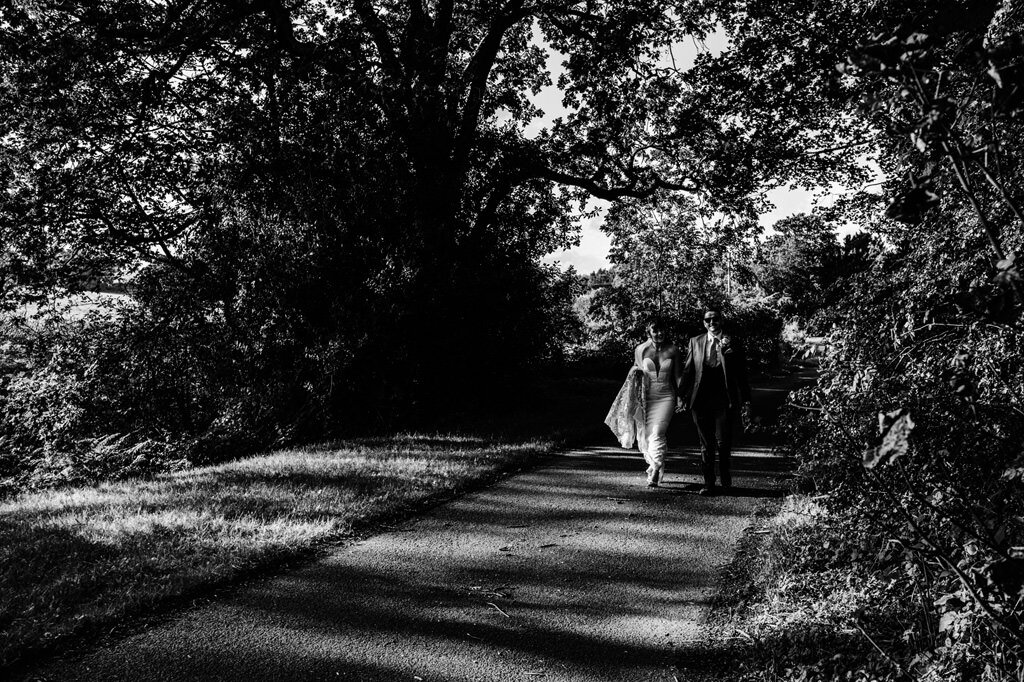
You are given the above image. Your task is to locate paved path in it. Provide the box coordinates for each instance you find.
[27,381,802,682]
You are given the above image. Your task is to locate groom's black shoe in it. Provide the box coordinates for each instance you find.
[698,485,715,496]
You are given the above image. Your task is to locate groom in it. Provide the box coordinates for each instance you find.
[679,309,751,495]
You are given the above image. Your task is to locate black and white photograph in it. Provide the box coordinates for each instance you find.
[1,0,1022,680]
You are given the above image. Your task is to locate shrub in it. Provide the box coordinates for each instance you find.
[0,292,338,490]
[775,258,1024,679]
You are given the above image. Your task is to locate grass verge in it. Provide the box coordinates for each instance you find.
[677,494,911,682]
[1,375,617,674]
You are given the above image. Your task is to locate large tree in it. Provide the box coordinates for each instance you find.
[0,1,687,285]
[0,0,878,290]
[751,214,876,321]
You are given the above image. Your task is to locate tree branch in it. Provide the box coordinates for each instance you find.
[804,135,882,156]
[536,0,602,23]
[435,0,455,53]
[474,172,524,232]
[402,0,428,67]
[260,0,361,77]
[454,0,531,169]
[942,141,1023,304]
[527,162,699,201]
[542,12,601,48]
[352,0,404,79]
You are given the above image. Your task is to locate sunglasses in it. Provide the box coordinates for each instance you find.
[703,316,721,323]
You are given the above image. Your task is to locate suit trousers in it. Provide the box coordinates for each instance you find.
[691,405,735,487]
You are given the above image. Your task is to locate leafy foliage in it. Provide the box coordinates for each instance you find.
[2,2,1023,677]
[753,214,877,322]
[653,0,1024,678]
[0,0,610,485]
[571,192,786,371]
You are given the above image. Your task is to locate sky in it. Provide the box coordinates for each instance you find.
[530,28,877,274]
[542,185,827,274]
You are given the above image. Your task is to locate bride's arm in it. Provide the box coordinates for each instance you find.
[678,339,696,406]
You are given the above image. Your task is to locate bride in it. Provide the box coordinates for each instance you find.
[634,318,682,487]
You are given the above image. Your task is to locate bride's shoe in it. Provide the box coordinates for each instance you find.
[646,466,661,487]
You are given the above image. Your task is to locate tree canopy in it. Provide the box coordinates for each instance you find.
[3,0,1024,677]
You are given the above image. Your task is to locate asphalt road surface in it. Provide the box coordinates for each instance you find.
[26,377,805,682]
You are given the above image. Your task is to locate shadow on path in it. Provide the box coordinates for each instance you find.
[25,372,808,682]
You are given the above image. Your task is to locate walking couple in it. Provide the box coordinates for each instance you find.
[605,310,751,495]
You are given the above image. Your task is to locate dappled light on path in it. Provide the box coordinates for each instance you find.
[28,435,791,682]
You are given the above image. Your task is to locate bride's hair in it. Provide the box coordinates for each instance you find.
[644,315,672,335]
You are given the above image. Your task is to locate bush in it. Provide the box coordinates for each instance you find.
[0,291,342,490]
[774,258,1024,679]
[727,297,784,374]
[568,283,784,378]
[0,251,587,492]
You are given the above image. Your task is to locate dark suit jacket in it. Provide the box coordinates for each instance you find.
[680,332,752,411]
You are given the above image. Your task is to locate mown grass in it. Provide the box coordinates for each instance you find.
[0,375,617,673]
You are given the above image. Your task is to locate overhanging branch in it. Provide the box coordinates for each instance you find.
[454,0,531,168]
[351,0,404,79]
[529,163,700,200]
[261,0,361,77]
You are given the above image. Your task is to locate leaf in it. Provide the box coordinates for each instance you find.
[938,611,958,632]
[863,408,915,469]
[988,62,1004,88]
[934,594,965,610]
[1000,452,1024,482]
[994,252,1020,284]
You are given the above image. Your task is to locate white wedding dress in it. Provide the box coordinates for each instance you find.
[639,355,674,482]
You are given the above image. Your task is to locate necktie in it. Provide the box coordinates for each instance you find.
[707,337,720,368]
